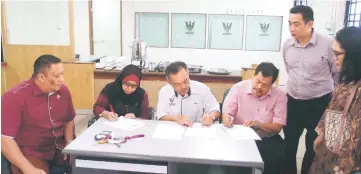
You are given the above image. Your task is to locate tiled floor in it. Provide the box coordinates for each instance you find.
[74,111,306,173]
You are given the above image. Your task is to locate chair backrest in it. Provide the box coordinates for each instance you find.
[1,153,12,174]
[219,88,231,123]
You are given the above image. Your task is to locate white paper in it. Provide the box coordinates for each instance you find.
[183,123,218,138]
[152,124,185,140]
[223,125,261,140]
[103,117,145,131]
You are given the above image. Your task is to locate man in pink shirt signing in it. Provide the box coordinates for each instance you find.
[223,62,287,174]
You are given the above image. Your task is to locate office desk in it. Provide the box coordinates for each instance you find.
[63,118,263,174]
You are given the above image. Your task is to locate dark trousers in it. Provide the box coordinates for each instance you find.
[256,134,285,174]
[283,93,331,174]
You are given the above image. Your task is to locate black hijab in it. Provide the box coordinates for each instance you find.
[106,64,145,107]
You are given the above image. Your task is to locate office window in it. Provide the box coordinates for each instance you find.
[294,0,307,6]
[345,0,361,27]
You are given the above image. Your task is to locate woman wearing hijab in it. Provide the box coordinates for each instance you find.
[93,64,150,120]
[310,27,361,174]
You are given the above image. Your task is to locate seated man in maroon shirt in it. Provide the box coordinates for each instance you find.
[1,55,75,174]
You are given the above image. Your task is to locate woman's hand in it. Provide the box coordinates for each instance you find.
[313,134,324,151]
[101,110,118,121]
[124,113,136,119]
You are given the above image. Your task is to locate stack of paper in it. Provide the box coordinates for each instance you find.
[103,117,146,131]
[223,125,261,140]
[183,123,218,138]
[152,124,185,140]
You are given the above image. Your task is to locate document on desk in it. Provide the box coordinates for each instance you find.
[103,117,145,131]
[223,125,261,140]
[183,123,218,138]
[152,124,185,140]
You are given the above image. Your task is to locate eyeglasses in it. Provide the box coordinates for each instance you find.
[122,82,138,89]
[333,51,344,59]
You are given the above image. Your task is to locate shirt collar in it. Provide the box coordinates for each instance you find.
[293,28,317,47]
[29,78,44,96]
[29,78,62,96]
[174,88,191,98]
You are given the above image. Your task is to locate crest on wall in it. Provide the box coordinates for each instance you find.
[260,22,270,36]
[222,22,232,35]
[185,21,195,34]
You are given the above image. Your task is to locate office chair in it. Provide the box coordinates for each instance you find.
[2,153,67,174]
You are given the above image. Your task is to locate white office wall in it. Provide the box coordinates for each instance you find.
[72,0,347,85]
[5,0,70,46]
[73,1,91,55]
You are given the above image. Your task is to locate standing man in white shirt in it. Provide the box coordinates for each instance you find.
[157,61,220,126]
[282,5,339,174]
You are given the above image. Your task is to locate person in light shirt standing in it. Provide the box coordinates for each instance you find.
[282,5,339,174]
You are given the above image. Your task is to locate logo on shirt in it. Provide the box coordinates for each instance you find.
[260,22,270,36]
[169,97,176,106]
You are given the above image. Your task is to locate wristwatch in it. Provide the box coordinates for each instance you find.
[254,122,262,130]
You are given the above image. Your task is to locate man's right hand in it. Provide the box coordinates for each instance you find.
[23,167,46,174]
[176,115,193,126]
[223,114,234,128]
[101,110,118,121]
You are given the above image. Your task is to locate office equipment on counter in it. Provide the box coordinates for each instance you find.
[156,61,171,72]
[146,62,157,72]
[78,55,106,62]
[95,63,105,69]
[188,64,203,73]
[130,38,147,70]
[206,68,231,75]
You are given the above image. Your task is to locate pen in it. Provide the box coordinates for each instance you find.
[227,113,234,127]
[109,104,115,113]
[109,105,118,119]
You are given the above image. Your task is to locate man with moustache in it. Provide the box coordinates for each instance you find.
[1,55,75,174]
[282,5,339,174]
[222,62,287,174]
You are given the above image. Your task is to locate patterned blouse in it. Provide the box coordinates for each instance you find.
[310,81,361,174]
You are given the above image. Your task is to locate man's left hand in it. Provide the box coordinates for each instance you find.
[243,120,261,130]
[124,113,136,119]
[201,113,214,126]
